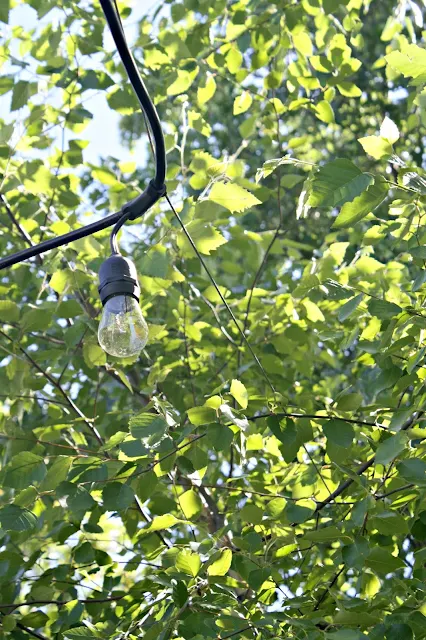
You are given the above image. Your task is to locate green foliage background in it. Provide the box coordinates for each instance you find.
[1,0,426,638]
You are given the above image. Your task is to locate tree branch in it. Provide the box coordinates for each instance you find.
[315,411,423,513]
[0,596,124,610]
[313,565,345,611]
[0,329,170,548]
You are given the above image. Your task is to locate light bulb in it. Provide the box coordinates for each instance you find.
[97,254,147,358]
[98,294,148,358]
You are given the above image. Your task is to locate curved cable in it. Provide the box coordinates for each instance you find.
[110,210,130,254]
[0,1,167,270]
[99,0,166,191]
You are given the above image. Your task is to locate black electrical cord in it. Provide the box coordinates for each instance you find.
[99,0,166,191]
[0,0,166,270]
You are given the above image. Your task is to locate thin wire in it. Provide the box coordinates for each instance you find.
[165,194,276,397]
[139,97,276,396]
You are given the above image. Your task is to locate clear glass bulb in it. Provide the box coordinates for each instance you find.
[98,295,148,358]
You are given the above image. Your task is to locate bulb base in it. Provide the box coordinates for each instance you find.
[98,254,140,306]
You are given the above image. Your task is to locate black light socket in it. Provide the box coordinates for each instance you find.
[98,254,140,306]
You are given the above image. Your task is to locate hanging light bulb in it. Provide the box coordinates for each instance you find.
[98,254,148,358]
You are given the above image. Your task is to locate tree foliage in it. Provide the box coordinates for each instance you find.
[1,0,426,638]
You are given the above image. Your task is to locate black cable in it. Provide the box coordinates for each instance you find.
[99,0,166,190]
[103,0,167,254]
[0,1,167,269]
[0,209,123,270]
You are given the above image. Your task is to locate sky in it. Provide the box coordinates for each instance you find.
[3,0,160,165]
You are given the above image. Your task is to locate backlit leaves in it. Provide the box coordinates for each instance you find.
[333,178,389,228]
[309,159,374,208]
[207,181,261,213]
[0,1,425,638]
[230,378,248,409]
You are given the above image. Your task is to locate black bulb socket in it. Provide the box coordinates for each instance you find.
[98,254,140,306]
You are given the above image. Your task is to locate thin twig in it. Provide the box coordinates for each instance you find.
[0,193,43,265]
[0,596,124,610]
[314,411,423,513]
[246,411,390,431]
[376,483,415,499]
[313,566,345,611]
[0,329,170,548]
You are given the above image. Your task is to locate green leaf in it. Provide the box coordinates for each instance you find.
[207,182,261,213]
[64,627,102,639]
[20,611,49,628]
[233,91,252,115]
[309,159,373,208]
[63,484,96,514]
[102,482,135,511]
[0,505,38,531]
[342,537,371,569]
[172,580,188,607]
[92,168,120,186]
[385,625,413,640]
[167,68,198,96]
[21,307,52,332]
[337,82,362,97]
[248,567,271,590]
[207,548,232,576]
[375,432,409,466]
[338,294,364,322]
[409,246,426,259]
[197,75,216,106]
[365,547,405,574]
[241,503,263,524]
[0,300,19,322]
[370,510,409,534]
[0,0,9,23]
[323,419,354,447]
[292,274,320,299]
[147,514,181,532]
[40,456,72,491]
[2,452,46,489]
[175,550,201,577]
[304,526,352,543]
[11,81,38,111]
[286,499,316,523]
[368,299,402,319]
[333,610,381,627]
[177,222,227,256]
[187,405,217,425]
[230,379,248,409]
[139,247,170,278]
[129,412,168,440]
[385,45,426,79]
[397,458,426,484]
[49,270,70,294]
[335,393,363,411]
[226,47,243,74]
[380,116,399,144]
[315,100,335,124]
[1,616,16,632]
[358,135,393,159]
[83,341,107,368]
[135,470,158,501]
[179,489,203,519]
[333,177,389,228]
